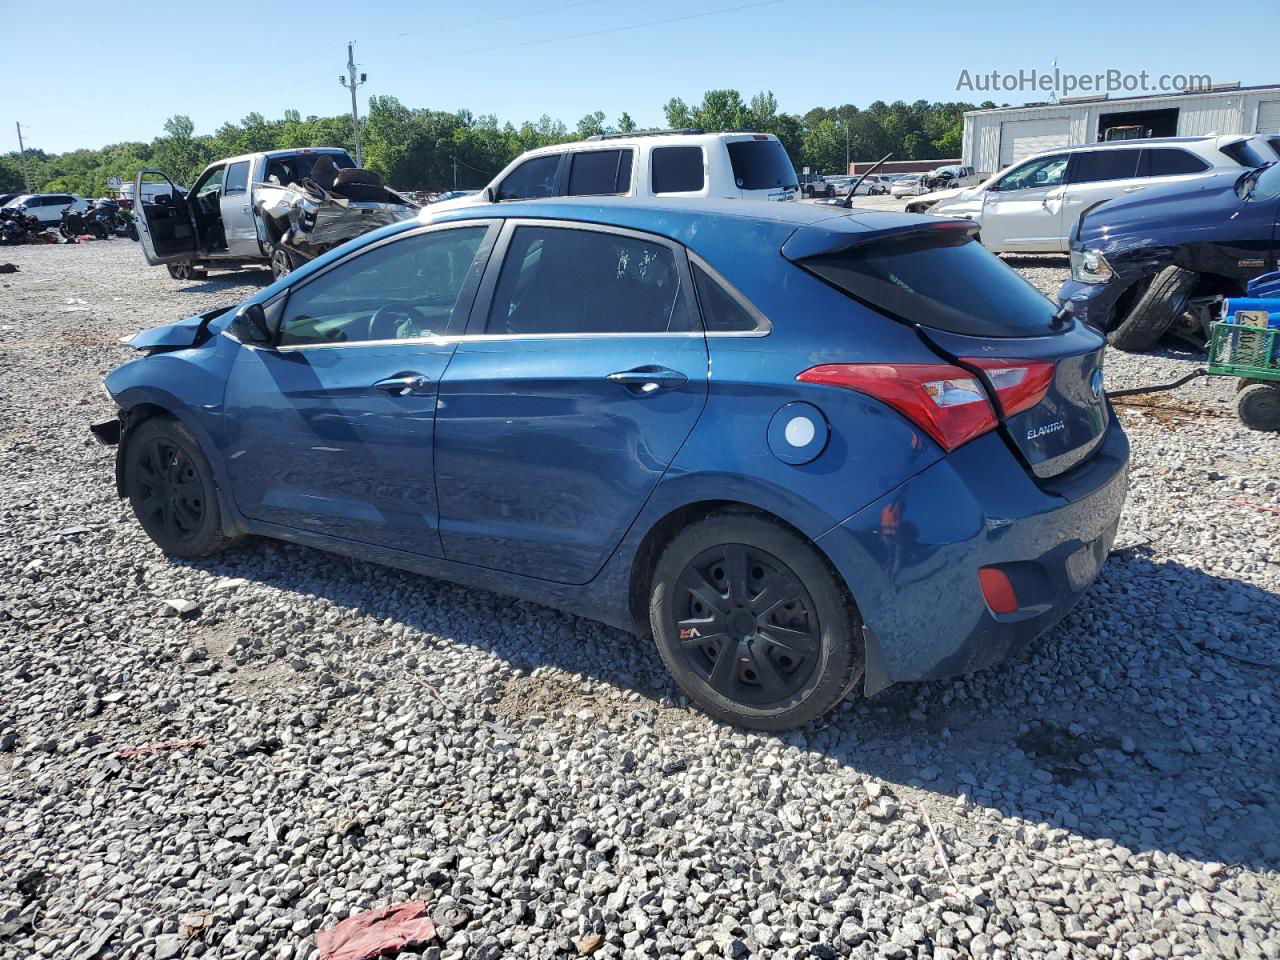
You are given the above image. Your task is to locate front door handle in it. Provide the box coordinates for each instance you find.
[607,366,688,393]
[372,373,431,396]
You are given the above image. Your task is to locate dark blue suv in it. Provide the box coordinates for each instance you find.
[92,199,1129,729]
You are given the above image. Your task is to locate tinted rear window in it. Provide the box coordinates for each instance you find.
[726,139,797,190]
[567,149,633,196]
[1220,140,1273,168]
[1069,149,1140,184]
[651,146,704,193]
[1138,148,1210,176]
[799,230,1058,338]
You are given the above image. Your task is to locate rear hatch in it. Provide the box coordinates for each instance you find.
[784,217,1109,478]
[724,135,799,201]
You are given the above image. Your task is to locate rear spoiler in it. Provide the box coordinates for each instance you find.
[782,217,979,263]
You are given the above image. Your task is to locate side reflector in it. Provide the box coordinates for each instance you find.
[979,567,1019,615]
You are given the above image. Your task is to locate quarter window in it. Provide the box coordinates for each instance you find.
[567,149,634,196]
[496,156,560,201]
[651,146,705,193]
[1068,150,1140,184]
[993,154,1068,191]
[279,227,487,346]
[486,226,693,336]
[1138,148,1210,177]
[224,161,251,195]
[692,263,765,333]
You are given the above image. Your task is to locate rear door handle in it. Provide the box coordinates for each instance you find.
[372,373,431,396]
[606,366,688,393]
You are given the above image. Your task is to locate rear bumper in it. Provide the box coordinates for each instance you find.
[816,419,1129,693]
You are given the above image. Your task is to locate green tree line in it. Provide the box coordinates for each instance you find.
[0,91,997,197]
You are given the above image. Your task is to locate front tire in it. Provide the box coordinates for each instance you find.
[124,417,238,558]
[270,246,296,280]
[166,261,198,281]
[649,512,863,730]
[1236,383,1280,431]
[1108,266,1197,352]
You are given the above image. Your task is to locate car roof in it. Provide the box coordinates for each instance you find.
[212,147,353,166]
[425,196,923,243]
[515,131,780,160]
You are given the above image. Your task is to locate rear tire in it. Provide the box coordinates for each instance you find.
[1107,266,1197,352]
[1236,383,1280,431]
[166,261,197,281]
[649,512,863,730]
[124,417,239,558]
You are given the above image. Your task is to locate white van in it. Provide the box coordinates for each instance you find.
[430,130,799,214]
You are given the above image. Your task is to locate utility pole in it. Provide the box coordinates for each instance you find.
[845,121,850,175]
[452,156,458,190]
[338,42,366,167]
[15,122,34,191]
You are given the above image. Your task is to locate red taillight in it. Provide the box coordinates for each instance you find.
[797,358,1056,452]
[978,567,1019,614]
[797,363,997,451]
[963,358,1055,417]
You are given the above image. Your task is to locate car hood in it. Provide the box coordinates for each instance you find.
[125,306,234,351]
[913,185,973,205]
[420,193,490,219]
[1076,170,1256,248]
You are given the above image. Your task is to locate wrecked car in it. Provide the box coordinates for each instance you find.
[133,148,418,281]
[1059,161,1280,351]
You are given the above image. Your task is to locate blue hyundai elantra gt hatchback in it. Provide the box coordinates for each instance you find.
[93,198,1129,729]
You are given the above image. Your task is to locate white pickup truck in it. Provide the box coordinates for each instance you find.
[134,147,359,280]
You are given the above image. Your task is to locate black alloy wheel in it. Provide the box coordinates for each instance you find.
[125,418,237,557]
[673,543,820,707]
[649,512,862,729]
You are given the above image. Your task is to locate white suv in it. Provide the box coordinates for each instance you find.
[3,193,89,226]
[429,130,799,214]
[904,135,1278,253]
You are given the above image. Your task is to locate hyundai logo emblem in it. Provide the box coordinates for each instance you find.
[1091,369,1104,399]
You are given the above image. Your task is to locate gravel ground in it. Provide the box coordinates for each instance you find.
[1,241,1277,960]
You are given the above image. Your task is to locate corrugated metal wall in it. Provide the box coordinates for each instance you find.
[962,88,1280,174]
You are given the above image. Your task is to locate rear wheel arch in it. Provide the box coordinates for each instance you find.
[626,499,861,637]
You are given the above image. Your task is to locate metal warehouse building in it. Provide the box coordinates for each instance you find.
[962,83,1280,175]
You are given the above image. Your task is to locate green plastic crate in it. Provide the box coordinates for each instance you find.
[1206,321,1280,383]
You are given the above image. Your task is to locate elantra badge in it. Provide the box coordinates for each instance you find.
[1027,421,1066,440]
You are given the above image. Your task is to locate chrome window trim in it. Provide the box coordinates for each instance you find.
[686,251,772,337]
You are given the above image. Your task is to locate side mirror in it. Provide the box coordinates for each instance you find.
[232,302,276,346]
[482,185,497,203]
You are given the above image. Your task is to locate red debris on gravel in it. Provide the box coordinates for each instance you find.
[316,901,437,960]
[115,737,207,758]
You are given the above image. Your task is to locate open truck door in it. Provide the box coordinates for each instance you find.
[133,170,197,266]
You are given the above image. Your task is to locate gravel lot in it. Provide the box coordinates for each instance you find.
[1,240,1277,960]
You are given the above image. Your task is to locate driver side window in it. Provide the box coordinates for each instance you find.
[993,154,1068,192]
[279,227,487,346]
[195,166,225,198]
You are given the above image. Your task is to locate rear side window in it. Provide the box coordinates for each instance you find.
[798,230,1058,338]
[692,263,766,333]
[1138,148,1210,176]
[487,226,693,335]
[497,155,560,201]
[567,149,634,196]
[726,139,797,190]
[1068,149,1140,184]
[651,147,704,193]
[224,161,250,195]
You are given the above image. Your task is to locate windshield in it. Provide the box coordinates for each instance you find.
[1237,162,1280,201]
[726,140,797,190]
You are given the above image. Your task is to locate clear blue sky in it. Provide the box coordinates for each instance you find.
[10,0,1280,154]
